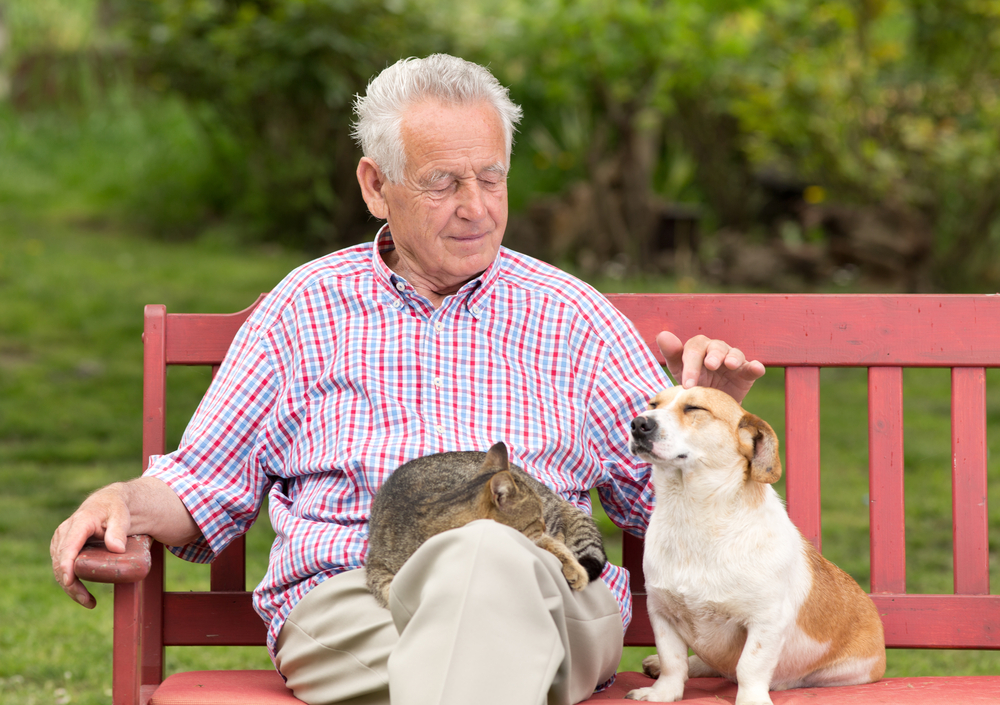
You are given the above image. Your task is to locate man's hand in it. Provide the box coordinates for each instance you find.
[657,331,765,405]
[50,484,132,608]
[50,477,200,608]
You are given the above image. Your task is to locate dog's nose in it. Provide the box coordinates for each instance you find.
[631,415,658,439]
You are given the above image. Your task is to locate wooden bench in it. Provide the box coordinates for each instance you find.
[75,293,1000,705]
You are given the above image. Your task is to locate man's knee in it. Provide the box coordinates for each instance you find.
[394,519,553,596]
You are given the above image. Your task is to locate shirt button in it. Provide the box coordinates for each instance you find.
[433,377,443,389]
[434,321,445,332]
[436,425,445,435]
[395,282,406,292]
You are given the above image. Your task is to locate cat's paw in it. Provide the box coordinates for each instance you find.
[562,560,589,591]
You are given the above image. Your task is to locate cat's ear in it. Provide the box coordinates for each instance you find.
[484,443,516,508]
[490,471,519,509]
[482,442,509,473]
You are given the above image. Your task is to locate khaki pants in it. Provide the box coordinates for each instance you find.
[275,520,624,705]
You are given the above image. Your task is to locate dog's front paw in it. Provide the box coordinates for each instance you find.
[734,696,774,705]
[641,654,661,678]
[624,687,656,701]
[624,681,684,702]
[733,689,774,705]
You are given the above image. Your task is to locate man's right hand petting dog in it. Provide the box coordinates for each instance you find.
[625,386,885,705]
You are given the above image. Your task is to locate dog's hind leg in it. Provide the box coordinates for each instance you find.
[687,655,724,678]
[640,653,722,679]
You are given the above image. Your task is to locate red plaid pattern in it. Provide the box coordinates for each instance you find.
[146,225,669,656]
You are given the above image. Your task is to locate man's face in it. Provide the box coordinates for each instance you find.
[374,99,509,300]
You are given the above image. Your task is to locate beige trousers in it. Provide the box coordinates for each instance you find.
[275,520,624,705]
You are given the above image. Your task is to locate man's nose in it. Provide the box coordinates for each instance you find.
[631,415,658,439]
[456,181,489,221]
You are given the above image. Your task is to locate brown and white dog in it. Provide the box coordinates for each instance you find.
[625,386,885,705]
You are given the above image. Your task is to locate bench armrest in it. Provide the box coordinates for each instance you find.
[74,535,153,584]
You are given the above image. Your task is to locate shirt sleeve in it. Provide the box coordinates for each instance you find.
[144,316,282,563]
[585,309,672,536]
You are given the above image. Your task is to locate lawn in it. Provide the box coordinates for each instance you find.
[0,210,308,704]
[1,212,998,704]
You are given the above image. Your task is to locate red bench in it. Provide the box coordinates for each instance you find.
[75,293,1000,704]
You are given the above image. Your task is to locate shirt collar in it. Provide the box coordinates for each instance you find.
[370,224,502,320]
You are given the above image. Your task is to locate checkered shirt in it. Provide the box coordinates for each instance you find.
[145,224,670,657]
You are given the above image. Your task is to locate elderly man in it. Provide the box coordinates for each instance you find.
[51,55,764,705]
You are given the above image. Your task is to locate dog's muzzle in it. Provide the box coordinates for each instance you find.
[630,414,658,453]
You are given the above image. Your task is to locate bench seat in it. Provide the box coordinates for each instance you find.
[147,669,1000,704]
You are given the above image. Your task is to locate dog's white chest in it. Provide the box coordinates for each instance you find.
[642,477,809,633]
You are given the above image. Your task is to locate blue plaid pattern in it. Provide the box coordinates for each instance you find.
[146,224,670,656]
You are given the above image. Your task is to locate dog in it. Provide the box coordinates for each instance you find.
[625,386,885,705]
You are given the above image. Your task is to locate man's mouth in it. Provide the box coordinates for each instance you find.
[451,231,488,242]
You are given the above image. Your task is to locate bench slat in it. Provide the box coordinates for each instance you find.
[113,581,143,705]
[162,294,267,365]
[607,293,1000,366]
[784,366,822,551]
[951,367,991,595]
[631,592,1000,649]
[868,367,907,594]
[871,594,1000,649]
[210,536,247,593]
[162,592,266,646]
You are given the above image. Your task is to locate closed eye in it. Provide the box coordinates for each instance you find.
[683,405,706,414]
[430,181,456,195]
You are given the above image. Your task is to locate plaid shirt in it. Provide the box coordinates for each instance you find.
[146,225,669,656]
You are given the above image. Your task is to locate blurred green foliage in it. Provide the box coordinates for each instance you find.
[3,0,1000,287]
[111,0,448,248]
[467,0,1000,288]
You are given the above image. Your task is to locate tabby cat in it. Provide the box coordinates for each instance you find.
[365,442,607,608]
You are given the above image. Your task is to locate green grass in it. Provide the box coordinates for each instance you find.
[0,210,307,704]
[2,213,999,703]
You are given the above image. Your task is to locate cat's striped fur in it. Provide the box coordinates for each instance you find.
[365,442,607,608]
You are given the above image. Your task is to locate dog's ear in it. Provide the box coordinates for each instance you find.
[738,413,782,484]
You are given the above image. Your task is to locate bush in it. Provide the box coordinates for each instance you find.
[115,0,449,249]
[463,0,1000,290]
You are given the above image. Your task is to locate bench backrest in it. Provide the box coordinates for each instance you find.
[611,294,1000,648]
[126,293,1000,695]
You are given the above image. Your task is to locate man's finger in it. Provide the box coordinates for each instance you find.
[655,331,685,382]
[679,335,712,388]
[103,503,131,554]
[51,521,99,608]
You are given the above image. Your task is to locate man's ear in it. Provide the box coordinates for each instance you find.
[356,157,390,220]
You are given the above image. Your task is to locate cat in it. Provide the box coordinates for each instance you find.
[365,441,607,608]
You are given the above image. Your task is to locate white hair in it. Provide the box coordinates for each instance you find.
[352,54,523,183]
